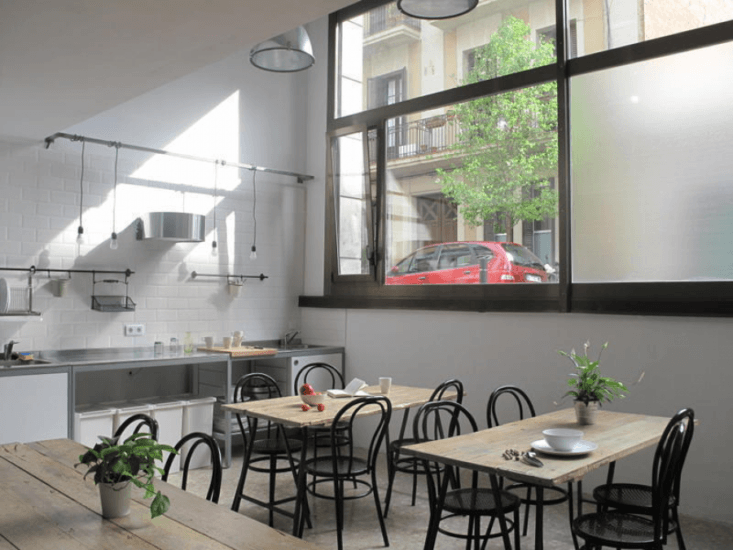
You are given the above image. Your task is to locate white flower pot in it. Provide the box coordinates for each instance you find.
[574,400,599,425]
[99,481,131,518]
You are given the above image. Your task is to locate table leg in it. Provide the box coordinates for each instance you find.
[294,426,310,537]
[231,416,257,512]
[534,485,544,550]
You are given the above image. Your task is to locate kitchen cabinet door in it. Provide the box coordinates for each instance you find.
[0,372,68,444]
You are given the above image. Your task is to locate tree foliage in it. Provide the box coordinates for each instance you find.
[436,16,558,241]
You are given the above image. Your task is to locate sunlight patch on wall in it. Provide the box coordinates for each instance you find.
[131,91,241,191]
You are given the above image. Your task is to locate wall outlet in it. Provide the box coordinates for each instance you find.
[124,323,146,337]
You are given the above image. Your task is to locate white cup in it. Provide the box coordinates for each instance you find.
[233,330,244,338]
[203,336,214,348]
[232,335,243,347]
[222,336,232,349]
[379,377,392,395]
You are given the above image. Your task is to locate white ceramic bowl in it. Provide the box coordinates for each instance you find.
[542,428,584,451]
[301,393,325,406]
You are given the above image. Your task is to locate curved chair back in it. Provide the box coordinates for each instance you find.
[487,384,536,428]
[293,362,344,395]
[233,373,283,443]
[114,413,159,441]
[430,378,464,405]
[331,396,392,476]
[651,408,695,540]
[162,432,222,503]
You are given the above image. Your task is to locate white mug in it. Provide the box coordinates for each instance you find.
[222,336,232,349]
[379,377,392,395]
[203,336,214,348]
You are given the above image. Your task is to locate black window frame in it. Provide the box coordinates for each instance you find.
[302,0,733,317]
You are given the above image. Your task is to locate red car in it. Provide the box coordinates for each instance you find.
[386,242,550,285]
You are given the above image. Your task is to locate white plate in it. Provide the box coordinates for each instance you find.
[531,439,598,456]
[0,278,9,314]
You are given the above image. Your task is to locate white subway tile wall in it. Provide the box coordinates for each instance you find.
[0,139,308,351]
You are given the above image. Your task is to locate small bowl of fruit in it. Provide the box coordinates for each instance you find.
[300,383,325,406]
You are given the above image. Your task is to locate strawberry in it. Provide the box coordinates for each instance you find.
[301,404,311,412]
[317,403,325,412]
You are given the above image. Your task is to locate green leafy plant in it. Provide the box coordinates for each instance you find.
[76,433,176,519]
[559,341,628,405]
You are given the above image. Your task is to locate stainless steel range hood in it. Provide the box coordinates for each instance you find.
[136,212,205,242]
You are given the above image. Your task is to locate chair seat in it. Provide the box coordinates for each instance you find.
[305,455,368,478]
[594,482,675,512]
[505,481,568,506]
[252,437,302,455]
[443,487,520,516]
[573,511,659,546]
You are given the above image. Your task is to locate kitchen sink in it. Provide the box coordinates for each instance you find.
[0,358,52,367]
[278,344,322,350]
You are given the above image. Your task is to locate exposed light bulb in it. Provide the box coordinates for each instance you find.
[211,240,218,257]
[250,245,257,260]
[109,232,118,250]
[76,226,85,245]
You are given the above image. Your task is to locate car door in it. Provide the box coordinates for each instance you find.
[385,245,439,285]
[426,243,476,284]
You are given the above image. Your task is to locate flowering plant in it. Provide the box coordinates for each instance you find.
[559,341,628,405]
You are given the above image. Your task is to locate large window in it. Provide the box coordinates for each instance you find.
[316,0,733,315]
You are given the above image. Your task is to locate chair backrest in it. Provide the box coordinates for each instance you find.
[430,378,464,405]
[486,384,536,428]
[162,432,222,503]
[233,373,283,442]
[293,362,344,395]
[114,413,159,441]
[651,408,695,540]
[412,400,479,504]
[330,396,391,476]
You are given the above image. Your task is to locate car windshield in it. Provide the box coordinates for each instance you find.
[501,243,545,269]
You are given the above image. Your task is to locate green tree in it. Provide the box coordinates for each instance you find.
[436,16,558,242]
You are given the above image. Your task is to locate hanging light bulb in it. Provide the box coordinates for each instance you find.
[76,139,86,245]
[250,169,258,261]
[110,143,120,250]
[110,142,120,250]
[211,161,219,258]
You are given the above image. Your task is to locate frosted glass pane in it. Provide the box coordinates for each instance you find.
[571,42,733,282]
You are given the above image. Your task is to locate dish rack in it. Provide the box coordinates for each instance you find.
[0,275,41,317]
[91,271,136,312]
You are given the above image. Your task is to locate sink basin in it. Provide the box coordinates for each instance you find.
[278,344,321,350]
[0,358,52,367]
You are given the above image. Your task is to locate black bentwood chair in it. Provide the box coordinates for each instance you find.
[114,413,159,441]
[415,400,521,550]
[230,373,304,527]
[384,378,464,517]
[571,408,695,550]
[293,362,350,491]
[301,396,392,550]
[162,432,223,503]
[487,384,569,537]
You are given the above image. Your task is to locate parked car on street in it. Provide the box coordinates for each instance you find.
[386,241,550,284]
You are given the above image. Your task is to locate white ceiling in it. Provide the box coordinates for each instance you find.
[0,0,355,141]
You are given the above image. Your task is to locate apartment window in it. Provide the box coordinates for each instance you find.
[317,0,733,315]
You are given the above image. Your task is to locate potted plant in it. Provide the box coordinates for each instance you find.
[559,341,628,425]
[76,432,176,519]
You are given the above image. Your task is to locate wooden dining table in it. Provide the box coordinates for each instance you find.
[0,438,320,550]
[223,383,460,537]
[400,408,676,550]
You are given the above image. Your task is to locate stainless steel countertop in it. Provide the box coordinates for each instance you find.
[1,342,344,371]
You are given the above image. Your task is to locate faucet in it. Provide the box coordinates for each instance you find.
[3,340,19,360]
[284,331,299,346]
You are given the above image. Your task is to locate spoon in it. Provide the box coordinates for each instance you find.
[522,451,544,468]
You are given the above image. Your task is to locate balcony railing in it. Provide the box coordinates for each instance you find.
[364,4,421,37]
[368,114,459,162]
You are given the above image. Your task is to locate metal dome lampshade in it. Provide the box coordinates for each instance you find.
[250,26,315,72]
[397,0,478,20]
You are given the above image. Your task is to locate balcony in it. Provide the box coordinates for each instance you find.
[363,4,421,48]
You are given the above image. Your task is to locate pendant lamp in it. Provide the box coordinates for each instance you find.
[397,0,478,20]
[250,26,315,72]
